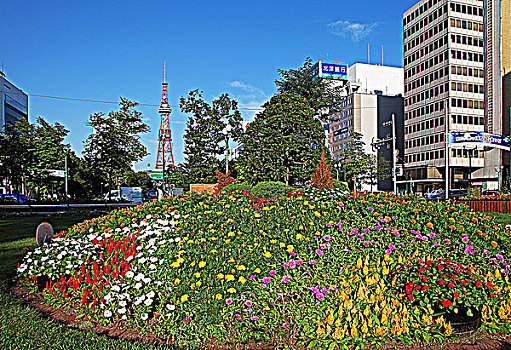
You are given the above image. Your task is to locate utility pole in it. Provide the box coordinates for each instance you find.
[64,154,68,198]
[392,113,397,193]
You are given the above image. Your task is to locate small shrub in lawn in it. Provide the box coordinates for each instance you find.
[15,189,511,348]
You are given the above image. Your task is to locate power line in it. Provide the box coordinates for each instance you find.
[0,90,265,111]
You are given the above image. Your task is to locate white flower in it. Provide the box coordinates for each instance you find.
[111,285,120,292]
[134,273,144,282]
[134,282,142,290]
[139,258,147,264]
[118,307,126,314]
[119,300,127,307]
[149,264,156,270]
[144,298,153,306]
[142,277,151,283]
[150,257,158,263]
[166,304,176,311]
[141,313,149,321]
[104,310,112,317]
[125,271,134,279]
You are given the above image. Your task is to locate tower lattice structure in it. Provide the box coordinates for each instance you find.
[155,68,175,170]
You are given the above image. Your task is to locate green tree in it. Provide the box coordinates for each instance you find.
[83,98,150,198]
[337,132,370,183]
[360,154,392,192]
[237,93,325,185]
[0,117,71,199]
[275,57,346,122]
[180,90,243,184]
[121,170,155,191]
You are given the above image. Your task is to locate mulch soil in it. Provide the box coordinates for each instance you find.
[12,287,511,350]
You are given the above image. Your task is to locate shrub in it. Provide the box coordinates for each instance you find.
[222,183,251,193]
[215,170,236,192]
[251,181,292,200]
[332,179,349,192]
[311,150,333,190]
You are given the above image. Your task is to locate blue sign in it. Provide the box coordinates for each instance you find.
[448,132,511,151]
[311,61,348,80]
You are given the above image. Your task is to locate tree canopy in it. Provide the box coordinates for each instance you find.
[275,57,346,122]
[237,93,326,185]
[180,90,242,185]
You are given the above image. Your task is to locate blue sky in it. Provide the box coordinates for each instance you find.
[0,0,417,170]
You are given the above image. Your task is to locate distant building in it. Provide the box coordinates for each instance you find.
[0,72,28,130]
[327,63,404,192]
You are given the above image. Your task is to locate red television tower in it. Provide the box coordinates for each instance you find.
[155,62,175,171]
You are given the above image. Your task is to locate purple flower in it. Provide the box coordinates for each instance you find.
[309,260,317,265]
[281,275,290,283]
[392,216,398,220]
[394,231,400,237]
[316,293,325,300]
[363,241,370,247]
[250,316,259,321]
[323,235,331,241]
[421,236,429,242]
[245,300,253,307]
[497,254,504,260]
[375,225,382,229]
[326,223,332,228]
[289,251,296,257]
[368,207,374,211]
[351,228,358,234]
[226,298,233,305]
[249,275,256,280]
[316,249,324,257]
[364,228,370,233]
[262,277,271,284]
[288,260,296,269]
[269,270,276,276]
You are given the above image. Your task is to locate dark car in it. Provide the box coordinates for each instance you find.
[427,189,467,201]
[482,190,500,196]
[143,190,158,202]
[0,194,32,204]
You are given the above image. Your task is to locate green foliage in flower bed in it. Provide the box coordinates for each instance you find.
[14,190,511,348]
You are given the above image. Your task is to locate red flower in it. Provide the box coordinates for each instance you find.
[439,279,446,286]
[454,292,459,299]
[445,259,451,264]
[406,284,413,294]
[437,265,444,270]
[414,285,421,291]
[448,282,454,288]
[423,285,429,290]
[442,300,453,307]
[407,294,414,301]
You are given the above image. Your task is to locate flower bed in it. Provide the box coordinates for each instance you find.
[15,189,511,348]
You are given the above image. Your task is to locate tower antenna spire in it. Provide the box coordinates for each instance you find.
[155,62,175,176]
[163,61,166,83]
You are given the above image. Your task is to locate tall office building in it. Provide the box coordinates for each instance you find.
[503,0,511,172]
[402,0,498,193]
[0,71,28,129]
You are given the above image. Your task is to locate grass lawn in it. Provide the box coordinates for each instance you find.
[0,211,174,350]
[1,209,511,349]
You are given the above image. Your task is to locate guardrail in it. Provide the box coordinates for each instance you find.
[0,202,139,214]
[456,200,511,214]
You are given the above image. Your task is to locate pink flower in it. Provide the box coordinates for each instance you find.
[323,235,331,241]
[226,298,233,305]
[250,316,259,321]
[269,270,276,276]
[281,275,290,283]
[462,236,469,243]
[316,293,325,300]
[183,318,190,323]
[245,300,253,307]
[321,288,329,295]
[296,259,303,265]
[363,241,370,247]
[351,228,358,234]
[309,260,317,265]
[262,277,271,284]
[288,260,296,269]
[385,249,392,255]
[316,249,324,257]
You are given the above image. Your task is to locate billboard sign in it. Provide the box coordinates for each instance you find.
[311,61,348,80]
[448,132,510,151]
[47,169,65,178]
[190,183,217,194]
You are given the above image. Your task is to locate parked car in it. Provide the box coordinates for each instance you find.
[482,190,500,196]
[0,194,33,204]
[426,189,467,200]
[143,190,158,202]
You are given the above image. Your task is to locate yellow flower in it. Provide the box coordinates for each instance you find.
[296,233,303,240]
[227,288,236,293]
[193,272,200,278]
[174,278,181,285]
[279,242,286,248]
[255,268,261,274]
[180,294,189,303]
[236,265,246,270]
[238,276,247,284]
[228,231,235,237]
[196,281,202,287]
[215,293,223,300]
[263,251,271,258]
[287,245,294,252]
[314,211,321,217]
[217,273,224,279]
[198,261,206,268]
[225,274,235,281]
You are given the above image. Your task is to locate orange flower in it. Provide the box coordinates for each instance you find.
[491,241,498,247]
[426,222,433,228]
[449,225,456,230]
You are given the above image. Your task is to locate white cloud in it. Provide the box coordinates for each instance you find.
[227,81,267,121]
[327,20,378,42]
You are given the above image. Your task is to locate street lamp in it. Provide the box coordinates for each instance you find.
[463,145,476,189]
[334,162,340,181]
[372,113,397,193]
[495,165,504,192]
[222,124,232,173]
